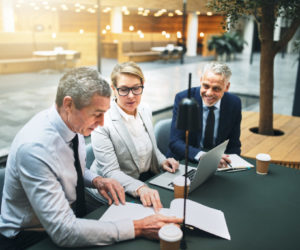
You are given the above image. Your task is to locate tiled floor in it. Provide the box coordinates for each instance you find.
[0,53,298,157]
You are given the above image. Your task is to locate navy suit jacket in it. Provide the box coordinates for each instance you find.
[167,87,242,162]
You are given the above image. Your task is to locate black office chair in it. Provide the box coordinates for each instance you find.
[154,118,172,156]
[170,49,180,61]
[160,49,170,62]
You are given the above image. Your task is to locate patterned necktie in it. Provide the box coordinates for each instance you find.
[71,134,86,217]
[203,106,216,150]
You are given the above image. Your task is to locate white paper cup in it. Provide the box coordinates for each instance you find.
[159,223,183,250]
[173,176,191,199]
[256,153,271,175]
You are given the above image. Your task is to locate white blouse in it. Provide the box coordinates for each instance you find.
[116,104,153,173]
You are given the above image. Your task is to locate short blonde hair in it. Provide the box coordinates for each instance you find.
[111,61,145,87]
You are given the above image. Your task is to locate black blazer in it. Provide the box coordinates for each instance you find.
[167,87,242,162]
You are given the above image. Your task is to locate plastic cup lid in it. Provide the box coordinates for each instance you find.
[256,153,271,161]
[173,176,190,186]
[159,223,183,242]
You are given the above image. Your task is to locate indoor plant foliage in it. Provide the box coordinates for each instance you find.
[207,0,300,135]
[208,32,246,61]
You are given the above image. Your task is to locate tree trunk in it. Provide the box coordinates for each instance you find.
[259,44,275,135]
[258,3,276,135]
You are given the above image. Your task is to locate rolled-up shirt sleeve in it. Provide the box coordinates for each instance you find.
[84,168,98,188]
[17,143,135,247]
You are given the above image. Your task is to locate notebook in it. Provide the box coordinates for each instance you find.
[149,140,228,192]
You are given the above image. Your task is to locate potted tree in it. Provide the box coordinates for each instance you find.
[207,0,300,135]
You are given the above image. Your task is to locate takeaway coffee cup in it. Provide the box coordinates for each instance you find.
[159,223,183,250]
[173,176,191,199]
[256,153,271,175]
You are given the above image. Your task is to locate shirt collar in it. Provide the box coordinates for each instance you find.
[203,99,221,110]
[49,105,76,144]
[115,100,140,122]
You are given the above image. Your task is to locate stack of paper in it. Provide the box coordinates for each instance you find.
[99,198,231,240]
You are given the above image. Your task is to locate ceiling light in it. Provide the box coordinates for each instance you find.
[199,32,205,37]
[207,12,213,16]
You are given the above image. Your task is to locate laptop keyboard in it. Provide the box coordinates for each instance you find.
[168,169,196,187]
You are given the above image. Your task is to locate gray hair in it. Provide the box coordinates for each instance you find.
[56,67,111,109]
[202,62,232,82]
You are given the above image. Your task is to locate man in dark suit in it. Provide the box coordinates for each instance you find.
[167,62,241,167]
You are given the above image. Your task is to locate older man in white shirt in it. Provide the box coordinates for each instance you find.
[0,67,182,249]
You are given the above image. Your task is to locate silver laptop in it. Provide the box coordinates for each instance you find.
[149,140,228,192]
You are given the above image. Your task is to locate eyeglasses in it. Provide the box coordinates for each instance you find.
[116,85,144,96]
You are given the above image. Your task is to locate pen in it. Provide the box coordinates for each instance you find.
[226,168,248,173]
[222,166,251,172]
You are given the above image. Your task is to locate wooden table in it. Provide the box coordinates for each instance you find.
[151,46,183,52]
[241,111,300,169]
[33,50,78,57]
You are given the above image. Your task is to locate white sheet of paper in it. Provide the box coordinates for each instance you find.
[100,202,156,221]
[170,199,231,240]
[218,154,254,171]
[99,199,231,240]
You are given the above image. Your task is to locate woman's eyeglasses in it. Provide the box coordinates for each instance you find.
[116,86,144,96]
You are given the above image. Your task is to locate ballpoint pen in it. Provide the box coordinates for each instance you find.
[226,168,248,173]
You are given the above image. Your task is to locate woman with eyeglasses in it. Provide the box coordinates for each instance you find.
[89,61,179,212]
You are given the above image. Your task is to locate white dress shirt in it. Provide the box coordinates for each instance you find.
[116,104,153,174]
[0,106,134,247]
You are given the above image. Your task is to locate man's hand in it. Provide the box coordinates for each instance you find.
[133,214,183,240]
[92,176,125,205]
[137,186,162,212]
[218,154,231,169]
[162,158,179,173]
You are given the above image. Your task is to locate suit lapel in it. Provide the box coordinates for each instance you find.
[138,107,155,148]
[110,102,140,169]
[217,94,227,144]
[194,87,203,145]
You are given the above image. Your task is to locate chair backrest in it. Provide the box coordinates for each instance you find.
[85,143,95,169]
[0,168,5,212]
[154,118,172,156]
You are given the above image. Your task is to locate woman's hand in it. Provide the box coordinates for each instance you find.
[137,186,162,212]
[162,158,179,173]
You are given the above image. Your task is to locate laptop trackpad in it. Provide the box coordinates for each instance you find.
[149,165,196,190]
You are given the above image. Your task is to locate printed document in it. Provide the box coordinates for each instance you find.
[99,198,231,240]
